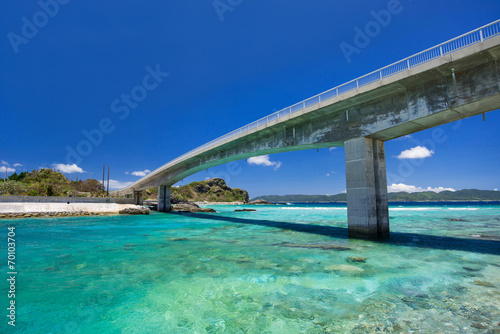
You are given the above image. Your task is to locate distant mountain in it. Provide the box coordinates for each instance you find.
[251,194,346,203]
[252,189,500,202]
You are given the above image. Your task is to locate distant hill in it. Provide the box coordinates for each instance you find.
[152,178,249,203]
[252,193,347,203]
[252,189,500,202]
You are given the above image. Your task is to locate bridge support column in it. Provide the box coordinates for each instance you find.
[158,185,171,212]
[345,137,389,239]
[133,191,144,206]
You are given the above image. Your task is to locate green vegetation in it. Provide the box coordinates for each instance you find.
[145,178,249,203]
[253,189,500,202]
[0,169,105,197]
[387,189,500,201]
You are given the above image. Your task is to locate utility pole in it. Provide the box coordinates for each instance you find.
[107,165,110,196]
[3,168,6,193]
[102,164,105,196]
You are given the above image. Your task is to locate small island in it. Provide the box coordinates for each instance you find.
[144,178,250,213]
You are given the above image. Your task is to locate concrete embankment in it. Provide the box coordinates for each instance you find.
[0,196,146,219]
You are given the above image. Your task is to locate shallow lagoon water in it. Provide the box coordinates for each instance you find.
[1,202,499,333]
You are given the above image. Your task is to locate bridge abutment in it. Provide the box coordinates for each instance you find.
[158,185,171,212]
[345,137,389,239]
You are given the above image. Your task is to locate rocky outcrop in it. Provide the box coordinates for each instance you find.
[249,199,275,205]
[119,207,150,215]
[234,209,256,212]
[171,178,249,203]
[172,203,216,213]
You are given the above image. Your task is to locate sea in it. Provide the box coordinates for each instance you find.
[1,202,499,333]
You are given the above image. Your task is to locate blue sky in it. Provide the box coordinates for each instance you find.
[1,0,499,197]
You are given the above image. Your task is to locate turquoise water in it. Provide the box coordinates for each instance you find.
[1,202,499,333]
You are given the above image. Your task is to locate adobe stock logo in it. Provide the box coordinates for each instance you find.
[65,65,169,165]
[213,0,243,22]
[340,0,404,63]
[387,121,462,185]
[7,0,71,54]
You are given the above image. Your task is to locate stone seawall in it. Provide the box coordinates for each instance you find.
[0,202,145,219]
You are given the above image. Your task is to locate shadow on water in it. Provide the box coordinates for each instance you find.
[171,212,500,256]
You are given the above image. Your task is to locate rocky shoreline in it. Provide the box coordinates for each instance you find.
[0,211,113,219]
[0,198,276,218]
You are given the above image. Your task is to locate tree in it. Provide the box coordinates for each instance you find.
[4,181,27,196]
[79,179,105,192]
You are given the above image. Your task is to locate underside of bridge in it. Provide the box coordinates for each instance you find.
[125,35,500,239]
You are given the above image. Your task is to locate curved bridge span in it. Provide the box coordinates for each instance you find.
[114,20,500,239]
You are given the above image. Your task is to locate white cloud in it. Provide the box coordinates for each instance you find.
[126,169,151,177]
[247,155,282,169]
[495,188,498,191]
[1,160,9,166]
[329,147,336,151]
[52,163,85,173]
[326,173,330,177]
[0,166,15,173]
[108,179,133,190]
[388,183,455,193]
[397,146,434,159]
[13,163,22,167]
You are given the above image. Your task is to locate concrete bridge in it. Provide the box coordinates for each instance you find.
[114,20,500,239]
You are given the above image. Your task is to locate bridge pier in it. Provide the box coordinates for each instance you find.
[133,191,144,205]
[158,185,171,212]
[345,137,389,239]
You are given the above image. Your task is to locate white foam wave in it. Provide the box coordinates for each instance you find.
[447,208,479,211]
[389,208,438,211]
[280,207,347,210]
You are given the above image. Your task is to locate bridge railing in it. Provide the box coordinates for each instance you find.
[134,19,500,187]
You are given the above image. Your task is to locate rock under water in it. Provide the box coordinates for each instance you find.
[119,207,150,215]
[172,203,216,213]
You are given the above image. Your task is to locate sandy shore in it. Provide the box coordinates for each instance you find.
[0,202,145,219]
